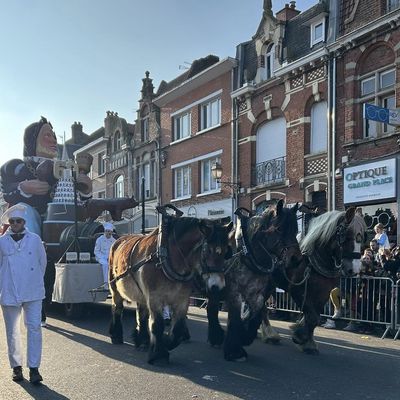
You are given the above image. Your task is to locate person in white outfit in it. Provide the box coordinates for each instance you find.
[0,204,47,384]
[94,222,116,284]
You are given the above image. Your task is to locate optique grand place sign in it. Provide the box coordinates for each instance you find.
[343,158,397,205]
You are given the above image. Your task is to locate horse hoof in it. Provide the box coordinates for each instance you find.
[224,348,248,362]
[111,337,124,344]
[262,337,281,345]
[303,347,319,355]
[148,351,170,365]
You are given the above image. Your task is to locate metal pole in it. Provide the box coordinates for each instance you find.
[72,167,80,257]
[141,176,145,234]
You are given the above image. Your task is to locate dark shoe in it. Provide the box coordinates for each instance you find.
[29,368,43,384]
[12,366,23,382]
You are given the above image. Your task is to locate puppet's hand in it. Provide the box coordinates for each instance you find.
[19,179,50,195]
[76,173,92,195]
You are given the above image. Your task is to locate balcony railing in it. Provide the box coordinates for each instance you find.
[253,156,286,186]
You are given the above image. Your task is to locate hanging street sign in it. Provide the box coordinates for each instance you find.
[363,103,400,126]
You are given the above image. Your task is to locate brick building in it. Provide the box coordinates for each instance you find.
[154,55,237,220]
[331,0,400,242]
[232,0,333,234]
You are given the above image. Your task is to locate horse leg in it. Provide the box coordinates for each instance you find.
[133,303,150,350]
[260,304,281,344]
[147,310,169,365]
[109,287,124,344]
[290,285,325,355]
[223,296,248,361]
[207,290,225,347]
[165,298,190,351]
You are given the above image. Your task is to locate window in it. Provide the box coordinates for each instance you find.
[174,166,191,198]
[139,162,152,199]
[114,175,124,198]
[311,20,325,47]
[113,131,122,152]
[173,112,191,141]
[141,117,149,142]
[262,43,275,81]
[387,0,400,12]
[310,101,328,154]
[200,98,221,130]
[98,152,106,175]
[98,191,106,199]
[255,118,286,186]
[201,157,221,193]
[361,68,396,138]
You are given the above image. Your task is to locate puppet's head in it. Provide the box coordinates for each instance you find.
[23,116,58,159]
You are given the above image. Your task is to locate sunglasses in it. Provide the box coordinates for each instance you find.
[9,218,24,224]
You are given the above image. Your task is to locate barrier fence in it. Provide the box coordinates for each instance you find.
[394,279,400,340]
[190,275,400,340]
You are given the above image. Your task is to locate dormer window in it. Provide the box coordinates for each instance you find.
[310,19,325,47]
[265,43,274,80]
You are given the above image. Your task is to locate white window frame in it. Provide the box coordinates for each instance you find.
[310,19,325,47]
[310,101,328,154]
[201,156,221,194]
[97,151,106,175]
[174,165,191,199]
[361,67,396,138]
[173,112,191,142]
[114,131,122,152]
[265,43,274,80]
[114,175,124,198]
[200,98,221,131]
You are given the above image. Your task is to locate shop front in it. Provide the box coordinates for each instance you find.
[343,157,398,244]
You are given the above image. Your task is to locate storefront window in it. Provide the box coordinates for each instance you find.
[359,202,397,243]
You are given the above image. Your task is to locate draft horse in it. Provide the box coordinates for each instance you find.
[207,200,302,361]
[261,207,366,354]
[108,205,232,364]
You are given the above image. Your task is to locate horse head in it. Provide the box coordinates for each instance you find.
[234,200,302,273]
[300,207,363,278]
[198,218,233,293]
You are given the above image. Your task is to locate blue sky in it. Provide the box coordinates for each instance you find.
[0,0,316,166]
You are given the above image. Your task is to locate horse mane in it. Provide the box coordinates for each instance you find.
[300,210,344,255]
[351,214,367,235]
[169,217,200,241]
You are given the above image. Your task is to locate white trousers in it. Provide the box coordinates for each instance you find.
[100,262,108,283]
[1,300,42,368]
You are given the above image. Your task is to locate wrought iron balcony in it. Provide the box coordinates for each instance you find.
[253,156,286,186]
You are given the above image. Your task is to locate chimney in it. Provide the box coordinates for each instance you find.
[276,1,300,22]
[71,121,83,144]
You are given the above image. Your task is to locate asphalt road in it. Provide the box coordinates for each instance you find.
[0,302,399,400]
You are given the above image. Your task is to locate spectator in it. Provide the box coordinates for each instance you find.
[374,223,390,250]
[0,204,46,384]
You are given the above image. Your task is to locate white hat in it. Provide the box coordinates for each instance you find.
[103,222,114,231]
[1,204,28,224]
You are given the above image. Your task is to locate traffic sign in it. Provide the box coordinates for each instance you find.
[363,103,400,126]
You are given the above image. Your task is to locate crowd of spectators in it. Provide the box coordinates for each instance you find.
[322,223,400,333]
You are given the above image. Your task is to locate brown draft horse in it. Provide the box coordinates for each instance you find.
[207,200,302,361]
[108,209,232,364]
[261,207,366,354]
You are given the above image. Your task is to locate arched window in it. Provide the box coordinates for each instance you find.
[255,118,286,185]
[114,175,124,198]
[113,131,122,152]
[310,101,328,154]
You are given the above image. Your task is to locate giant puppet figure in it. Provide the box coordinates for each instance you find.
[0,117,93,235]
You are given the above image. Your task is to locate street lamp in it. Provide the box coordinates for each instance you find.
[211,162,240,193]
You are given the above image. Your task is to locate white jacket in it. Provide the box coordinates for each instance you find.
[0,230,47,305]
[94,235,116,265]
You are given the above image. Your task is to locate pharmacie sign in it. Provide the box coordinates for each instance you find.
[343,158,396,204]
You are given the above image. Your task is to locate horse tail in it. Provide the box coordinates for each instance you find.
[108,238,123,290]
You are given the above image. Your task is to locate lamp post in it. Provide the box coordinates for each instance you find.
[141,176,145,234]
[211,161,240,221]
